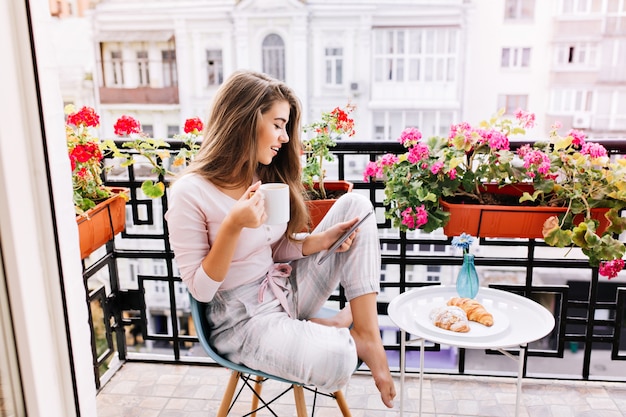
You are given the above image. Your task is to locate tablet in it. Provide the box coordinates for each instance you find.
[318,210,374,265]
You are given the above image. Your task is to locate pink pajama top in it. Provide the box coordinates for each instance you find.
[164,173,306,302]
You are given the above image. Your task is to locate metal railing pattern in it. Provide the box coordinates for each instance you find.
[82,140,626,389]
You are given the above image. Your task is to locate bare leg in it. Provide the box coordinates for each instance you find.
[349,293,396,408]
[309,305,353,328]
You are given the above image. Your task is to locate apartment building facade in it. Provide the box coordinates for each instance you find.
[53,0,625,142]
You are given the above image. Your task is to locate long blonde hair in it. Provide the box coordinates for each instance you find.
[187,70,310,235]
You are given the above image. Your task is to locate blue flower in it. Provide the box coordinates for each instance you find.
[451,233,475,253]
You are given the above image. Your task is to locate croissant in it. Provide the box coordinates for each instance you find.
[447,297,494,327]
[429,306,471,333]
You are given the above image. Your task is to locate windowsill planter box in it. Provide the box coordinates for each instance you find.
[76,187,129,259]
[441,184,610,239]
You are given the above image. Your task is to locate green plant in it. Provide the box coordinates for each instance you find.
[65,105,202,214]
[106,115,202,198]
[364,109,626,278]
[66,105,124,215]
[302,104,355,199]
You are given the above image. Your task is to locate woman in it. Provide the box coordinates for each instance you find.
[165,70,396,408]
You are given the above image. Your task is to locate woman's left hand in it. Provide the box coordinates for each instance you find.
[301,217,360,257]
[325,217,360,253]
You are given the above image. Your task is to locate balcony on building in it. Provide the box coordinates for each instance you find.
[80,139,626,416]
[96,31,179,105]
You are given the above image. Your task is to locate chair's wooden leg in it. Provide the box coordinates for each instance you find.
[334,390,352,417]
[249,375,263,417]
[217,371,241,417]
[293,385,307,417]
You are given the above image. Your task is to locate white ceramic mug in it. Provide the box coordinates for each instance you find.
[260,183,290,225]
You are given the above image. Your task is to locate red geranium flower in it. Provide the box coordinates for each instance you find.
[183,117,203,134]
[114,115,142,136]
[66,106,100,128]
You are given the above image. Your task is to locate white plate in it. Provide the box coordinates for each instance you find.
[414,301,510,339]
[388,285,556,349]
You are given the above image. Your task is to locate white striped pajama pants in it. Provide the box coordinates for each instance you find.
[205,192,381,392]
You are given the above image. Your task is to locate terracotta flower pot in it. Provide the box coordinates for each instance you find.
[441,184,610,239]
[305,180,354,230]
[76,187,129,259]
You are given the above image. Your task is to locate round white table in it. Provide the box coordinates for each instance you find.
[387,285,555,417]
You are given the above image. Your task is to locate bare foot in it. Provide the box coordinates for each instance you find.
[374,373,396,408]
[309,305,353,328]
[351,330,396,408]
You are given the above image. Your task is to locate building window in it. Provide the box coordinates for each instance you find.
[262,34,285,81]
[497,94,528,115]
[206,49,223,86]
[426,265,441,282]
[504,0,535,19]
[142,124,154,137]
[167,125,179,137]
[162,49,177,87]
[550,89,593,113]
[325,47,343,85]
[372,110,455,141]
[373,28,458,83]
[111,50,124,86]
[137,50,150,86]
[555,43,597,67]
[560,0,591,14]
[501,47,531,68]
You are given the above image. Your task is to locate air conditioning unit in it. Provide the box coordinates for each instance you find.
[572,113,591,129]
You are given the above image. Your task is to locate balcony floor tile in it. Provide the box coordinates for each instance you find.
[96,362,626,417]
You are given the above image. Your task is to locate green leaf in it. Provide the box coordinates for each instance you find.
[141,180,165,198]
[605,208,626,235]
[519,190,543,203]
[571,220,601,249]
[543,227,572,247]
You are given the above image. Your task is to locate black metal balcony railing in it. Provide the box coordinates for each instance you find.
[82,140,626,390]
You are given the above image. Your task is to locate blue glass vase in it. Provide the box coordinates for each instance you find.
[456,253,479,299]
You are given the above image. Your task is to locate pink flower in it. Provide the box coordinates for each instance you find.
[599,259,625,279]
[407,143,430,164]
[483,129,510,151]
[399,127,422,147]
[430,161,444,174]
[363,161,383,181]
[415,206,428,226]
[580,142,607,158]
[401,205,428,229]
[448,122,473,145]
[517,144,532,158]
[567,129,586,147]
[514,109,536,129]
[380,153,399,167]
[448,168,457,180]
[518,148,551,178]
[448,121,471,138]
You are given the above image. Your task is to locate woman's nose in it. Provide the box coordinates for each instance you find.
[279,130,289,143]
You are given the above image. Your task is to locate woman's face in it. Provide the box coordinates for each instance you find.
[256,100,290,165]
